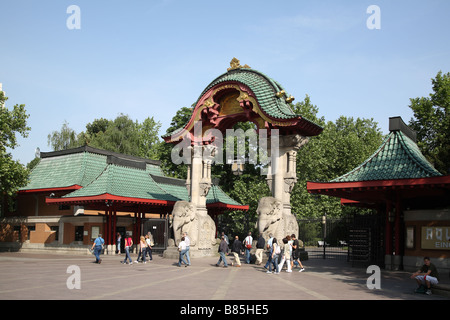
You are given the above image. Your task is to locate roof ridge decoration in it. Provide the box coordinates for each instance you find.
[227,57,251,71]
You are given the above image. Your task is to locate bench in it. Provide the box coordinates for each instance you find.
[432,283,450,298]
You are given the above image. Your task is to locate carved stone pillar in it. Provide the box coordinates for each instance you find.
[264,134,308,238]
[187,144,216,217]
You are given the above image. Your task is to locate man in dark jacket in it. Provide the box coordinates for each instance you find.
[255,233,265,265]
[231,235,243,267]
[216,236,229,268]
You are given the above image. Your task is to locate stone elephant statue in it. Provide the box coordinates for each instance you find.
[171,201,198,246]
[256,196,298,242]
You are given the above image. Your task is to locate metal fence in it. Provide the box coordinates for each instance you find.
[297,213,385,266]
[298,216,351,260]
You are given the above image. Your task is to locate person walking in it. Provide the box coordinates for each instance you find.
[216,236,229,268]
[183,232,191,266]
[255,233,265,265]
[267,238,280,274]
[291,234,305,272]
[221,232,229,245]
[91,234,104,264]
[231,235,243,267]
[145,234,153,261]
[243,232,253,264]
[122,234,133,265]
[116,232,121,255]
[264,234,274,270]
[135,236,147,264]
[278,238,292,272]
[178,236,189,267]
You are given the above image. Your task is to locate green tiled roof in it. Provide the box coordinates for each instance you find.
[331,130,442,182]
[20,152,106,190]
[163,67,323,139]
[199,68,298,120]
[63,164,179,202]
[207,185,242,206]
[22,146,245,208]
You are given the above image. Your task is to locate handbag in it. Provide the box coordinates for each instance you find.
[245,237,252,249]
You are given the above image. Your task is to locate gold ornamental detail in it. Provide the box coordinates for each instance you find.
[227,58,251,71]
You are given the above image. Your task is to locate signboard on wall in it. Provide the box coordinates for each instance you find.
[421,227,450,250]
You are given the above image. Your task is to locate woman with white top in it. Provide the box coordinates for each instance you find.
[278,237,292,272]
[178,237,189,267]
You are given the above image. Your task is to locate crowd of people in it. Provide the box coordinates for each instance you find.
[91,230,306,274]
[214,231,306,274]
[115,232,154,265]
[91,230,306,272]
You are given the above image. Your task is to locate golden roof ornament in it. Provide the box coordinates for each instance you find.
[286,95,295,103]
[227,57,251,71]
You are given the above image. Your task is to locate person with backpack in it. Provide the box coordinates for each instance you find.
[122,234,133,265]
[243,232,253,264]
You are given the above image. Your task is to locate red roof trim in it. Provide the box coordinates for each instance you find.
[45,193,175,206]
[307,175,450,193]
[207,203,249,211]
[19,185,83,194]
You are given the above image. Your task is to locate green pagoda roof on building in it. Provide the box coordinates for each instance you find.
[331,118,442,183]
[306,117,450,207]
[21,146,247,212]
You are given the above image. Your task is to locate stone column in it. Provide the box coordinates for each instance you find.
[264,134,308,238]
[169,143,217,259]
[187,144,215,215]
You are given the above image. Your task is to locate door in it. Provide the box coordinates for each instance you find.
[143,219,168,250]
[116,226,126,253]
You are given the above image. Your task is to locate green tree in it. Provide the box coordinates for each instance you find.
[0,91,31,212]
[409,71,450,174]
[158,106,193,178]
[48,114,163,160]
[290,96,383,218]
[47,121,82,151]
[138,116,162,160]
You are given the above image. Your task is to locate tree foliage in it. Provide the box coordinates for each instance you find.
[408,71,450,174]
[291,96,383,218]
[47,114,162,160]
[0,91,31,211]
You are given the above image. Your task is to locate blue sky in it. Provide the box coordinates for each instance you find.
[1,0,450,165]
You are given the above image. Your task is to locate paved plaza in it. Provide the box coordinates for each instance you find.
[0,251,448,302]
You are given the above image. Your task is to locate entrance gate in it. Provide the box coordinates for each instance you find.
[297,213,384,266]
[298,216,351,260]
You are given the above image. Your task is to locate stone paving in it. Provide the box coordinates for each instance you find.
[0,251,448,301]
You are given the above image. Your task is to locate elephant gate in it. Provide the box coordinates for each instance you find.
[162,58,323,258]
